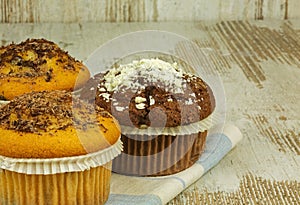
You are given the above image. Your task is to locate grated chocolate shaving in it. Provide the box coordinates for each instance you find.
[0,90,112,134]
[0,38,82,80]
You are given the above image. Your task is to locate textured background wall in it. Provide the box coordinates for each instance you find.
[0,0,299,23]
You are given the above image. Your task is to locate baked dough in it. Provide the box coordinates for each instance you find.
[0,90,120,158]
[0,38,90,100]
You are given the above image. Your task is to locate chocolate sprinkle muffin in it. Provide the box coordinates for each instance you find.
[0,90,122,205]
[0,38,90,100]
[80,58,215,176]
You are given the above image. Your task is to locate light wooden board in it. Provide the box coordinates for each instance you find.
[1,0,300,23]
[0,21,299,204]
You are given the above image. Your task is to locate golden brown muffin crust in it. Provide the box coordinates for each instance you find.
[0,90,120,158]
[0,38,90,100]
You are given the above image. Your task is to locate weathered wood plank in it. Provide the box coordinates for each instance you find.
[0,0,300,23]
[169,174,300,204]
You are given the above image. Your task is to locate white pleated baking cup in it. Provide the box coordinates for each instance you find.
[120,110,219,136]
[0,137,123,175]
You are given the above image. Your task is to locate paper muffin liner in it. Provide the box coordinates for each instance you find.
[0,162,112,205]
[120,110,218,136]
[112,131,207,176]
[112,110,217,176]
[0,137,122,175]
[0,138,122,205]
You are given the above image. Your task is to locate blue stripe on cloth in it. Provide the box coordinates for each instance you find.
[106,194,162,205]
[197,133,232,172]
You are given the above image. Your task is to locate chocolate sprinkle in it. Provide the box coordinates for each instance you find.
[0,90,111,133]
[0,38,82,79]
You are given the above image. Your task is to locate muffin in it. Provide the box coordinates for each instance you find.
[0,90,122,205]
[0,38,90,100]
[80,58,215,176]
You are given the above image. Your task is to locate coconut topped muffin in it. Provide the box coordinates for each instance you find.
[80,58,215,176]
[80,58,215,128]
[0,38,90,100]
[0,90,120,158]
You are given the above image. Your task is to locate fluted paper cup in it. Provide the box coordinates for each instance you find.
[0,138,122,205]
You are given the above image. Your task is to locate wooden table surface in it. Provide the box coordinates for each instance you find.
[1,20,299,204]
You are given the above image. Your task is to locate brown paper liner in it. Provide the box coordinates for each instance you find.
[112,131,207,176]
[0,161,112,205]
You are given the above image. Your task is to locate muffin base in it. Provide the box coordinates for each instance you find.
[112,131,207,176]
[0,162,112,205]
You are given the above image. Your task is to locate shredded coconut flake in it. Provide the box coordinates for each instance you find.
[186,98,193,105]
[103,58,184,93]
[135,103,146,110]
[189,93,196,97]
[98,87,106,92]
[99,93,110,102]
[149,96,155,106]
[135,96,147,103]
[115,106,125,112]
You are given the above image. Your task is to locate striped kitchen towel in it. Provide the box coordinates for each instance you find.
[106,124,243,205]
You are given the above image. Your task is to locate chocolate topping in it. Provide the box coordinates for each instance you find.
[80,58,215,128]
[0,90,110,133]
[0,38,81,80]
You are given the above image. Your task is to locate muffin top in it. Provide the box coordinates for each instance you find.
[0,38,90,100]
[80,58,215,128]
[0,90,120,158]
